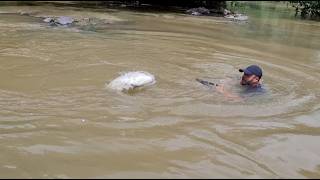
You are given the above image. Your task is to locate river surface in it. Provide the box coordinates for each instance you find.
[0,2,320,178]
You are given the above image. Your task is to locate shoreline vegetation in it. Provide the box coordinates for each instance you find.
[0,1,227,15]
[0,1,319,21]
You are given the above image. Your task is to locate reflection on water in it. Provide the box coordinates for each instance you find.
[0,2,320,178]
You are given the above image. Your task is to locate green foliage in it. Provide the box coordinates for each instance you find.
[290,1,320,19]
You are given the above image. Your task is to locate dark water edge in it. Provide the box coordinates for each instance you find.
[0,1,227,16]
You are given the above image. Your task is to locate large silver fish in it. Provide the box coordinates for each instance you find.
[107,71,156,92]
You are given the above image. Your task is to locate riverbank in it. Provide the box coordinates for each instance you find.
[0,1,228,16]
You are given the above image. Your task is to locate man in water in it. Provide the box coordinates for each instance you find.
[215,65,265,100]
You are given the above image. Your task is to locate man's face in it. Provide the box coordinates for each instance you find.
[240,74,260,87]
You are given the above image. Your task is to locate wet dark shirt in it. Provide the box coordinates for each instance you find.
[242,84,266,94]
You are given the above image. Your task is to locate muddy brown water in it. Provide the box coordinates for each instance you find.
[0,4,320,178]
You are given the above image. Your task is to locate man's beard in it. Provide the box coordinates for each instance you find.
[241,79,250,86]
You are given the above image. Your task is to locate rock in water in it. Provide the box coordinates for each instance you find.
[56,16,74,25]
[43,17,54,23]
[225,13,248,21]
[191,12,201,16]
[223,9,232,16]
[234,14,248,21]
[42,16,75,26]
[107,71,156,91]
[186,7,210,16]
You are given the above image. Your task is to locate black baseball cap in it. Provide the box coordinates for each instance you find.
[239,65,262,78]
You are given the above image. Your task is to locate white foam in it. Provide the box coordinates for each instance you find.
[107,71,156,91]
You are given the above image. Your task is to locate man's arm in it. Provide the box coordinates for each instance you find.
[215,84,243,101]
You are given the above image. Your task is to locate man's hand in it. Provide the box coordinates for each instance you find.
[215,83,244,102]
[215,84,225,94]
